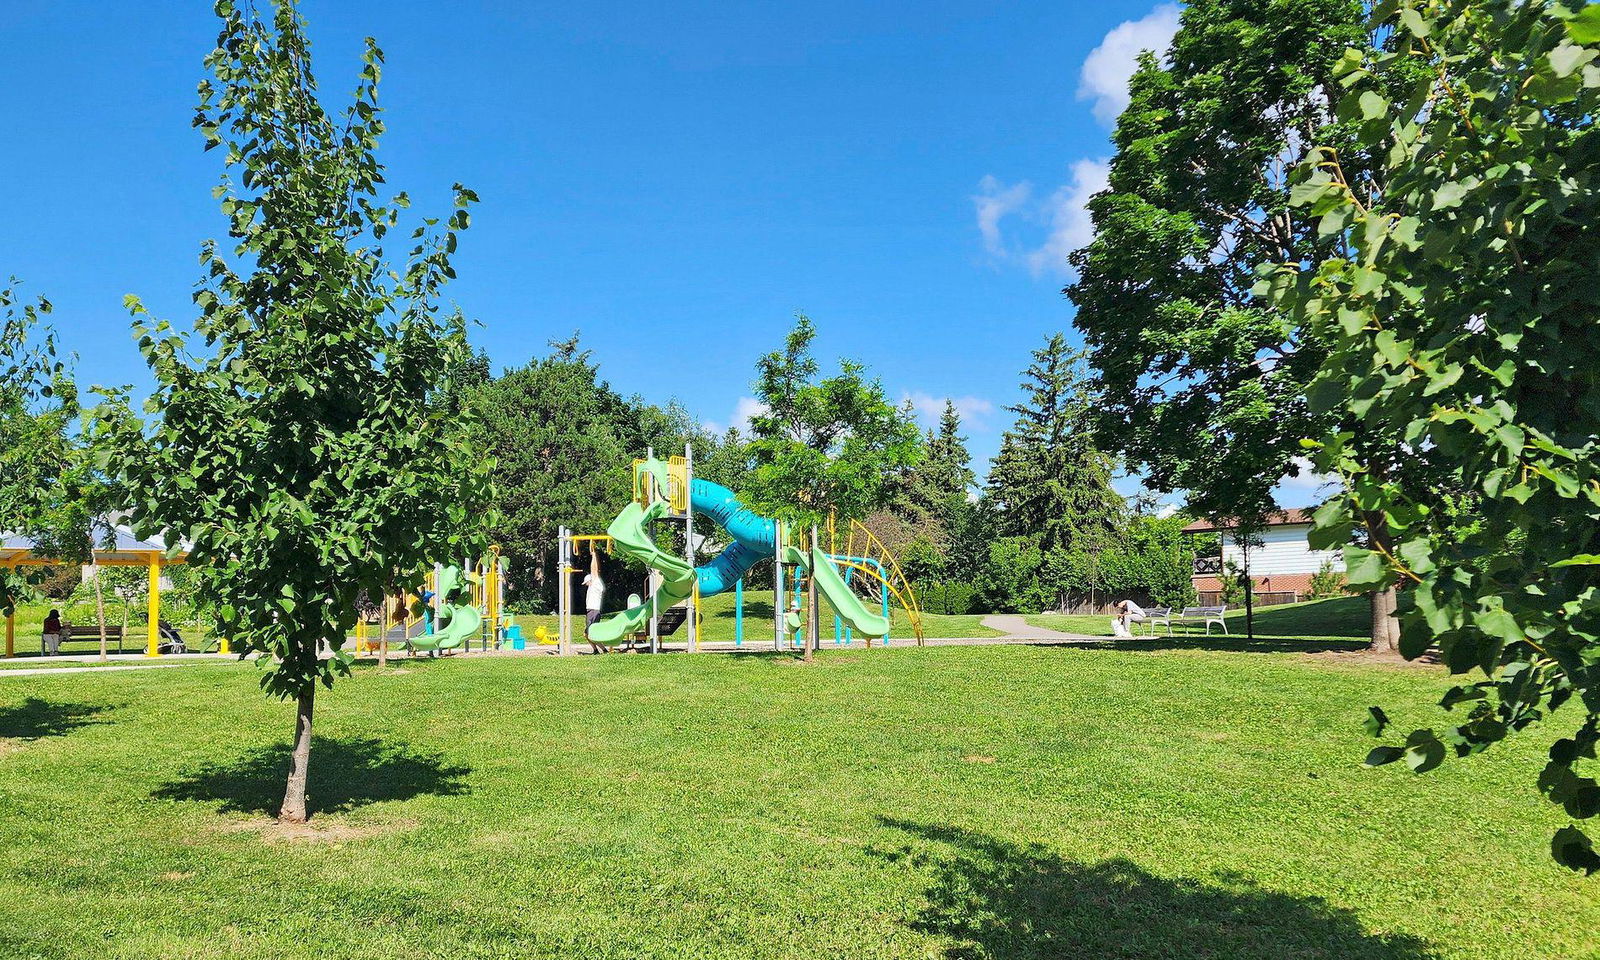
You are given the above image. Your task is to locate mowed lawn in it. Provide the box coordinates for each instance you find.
[1,644,1595,959]
[1030,595,1375,649]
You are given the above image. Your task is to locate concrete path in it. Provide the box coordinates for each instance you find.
[0,660,239,678]
[979,614,1085,640]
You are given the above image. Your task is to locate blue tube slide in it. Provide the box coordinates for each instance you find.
[690,478,779,596]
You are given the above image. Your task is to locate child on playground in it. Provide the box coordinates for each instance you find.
[1111,599,1145,638]
[582,548,606,653]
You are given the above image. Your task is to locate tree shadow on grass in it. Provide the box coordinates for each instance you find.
[0,697,112,740]
[874,818,1433,960]
[153,736,470,817]
[1058,635,1371,654]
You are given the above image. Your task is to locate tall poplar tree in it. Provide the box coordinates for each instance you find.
[121,0,489,823]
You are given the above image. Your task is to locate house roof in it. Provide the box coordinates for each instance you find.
[1181,508,1315,534]
[0,524,190,567]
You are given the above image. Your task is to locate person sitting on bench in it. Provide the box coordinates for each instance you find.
[1110,599,1146,638]
[42,609,62,655]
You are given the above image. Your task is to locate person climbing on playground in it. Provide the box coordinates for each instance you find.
[41,609,62,655]
[1110,599,1146,638]
[582,546,606,653]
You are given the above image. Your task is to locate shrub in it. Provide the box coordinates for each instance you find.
[1308,558,1345,599]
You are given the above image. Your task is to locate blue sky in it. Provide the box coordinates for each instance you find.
[3,1,1320,505]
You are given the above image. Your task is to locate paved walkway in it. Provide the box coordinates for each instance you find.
[979,614,1085,640]
[0,660,238,678]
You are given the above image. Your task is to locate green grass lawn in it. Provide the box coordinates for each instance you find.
[1,644,1595,958]
[1029,595,1374,650]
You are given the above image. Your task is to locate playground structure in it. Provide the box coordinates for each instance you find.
[356,548,511,656]
[556,444,923,654]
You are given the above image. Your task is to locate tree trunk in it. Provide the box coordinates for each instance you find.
[91,560,109,662]
[1363,511,1401,652]
[1368,587,1400,653]
[378,588,389,669]
[279,685,315,824]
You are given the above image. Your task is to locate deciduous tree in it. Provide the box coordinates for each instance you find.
[745,314,921,526]
[120,0,489,824]
[1265,0,1600,870]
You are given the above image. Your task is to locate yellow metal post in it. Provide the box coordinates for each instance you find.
[487,549,500,649]
[146,553,162,657]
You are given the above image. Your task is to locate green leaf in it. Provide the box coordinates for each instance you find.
[1343,546,1389,590]
[1358,90,1388,120]
[1552,554,1600,568]
[1568,5,1600,46]
[1432,181,1469,210]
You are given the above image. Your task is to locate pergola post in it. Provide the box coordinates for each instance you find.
[146,552,162,657]
[4,609,13,659]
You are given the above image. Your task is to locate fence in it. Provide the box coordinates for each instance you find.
[1195,590,1298,608]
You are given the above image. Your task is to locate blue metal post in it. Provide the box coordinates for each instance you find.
[882,581,890,644]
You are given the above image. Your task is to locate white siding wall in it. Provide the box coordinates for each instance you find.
[1220,524,1342,575]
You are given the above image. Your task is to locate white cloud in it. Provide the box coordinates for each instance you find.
[1077,3,1181,126]
[1025,159,1110,277]
[702,396,770,436]
[1275,456,1335,504]
[902,391,996,431]
[972,159,1109,279]
[973,176,1031,258]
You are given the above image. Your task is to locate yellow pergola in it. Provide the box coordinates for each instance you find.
[0,526,218,659]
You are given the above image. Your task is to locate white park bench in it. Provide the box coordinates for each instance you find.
[1172,605,1228,636]
[1141,607,1173,636]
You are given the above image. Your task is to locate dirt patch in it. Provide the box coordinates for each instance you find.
[161,870,195,881]
[0,739,22,757]
[963,755,997,764]
[212,816,418,844]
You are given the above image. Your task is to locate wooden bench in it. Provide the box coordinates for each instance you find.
[1172,605,1228,636]
[55,624,125,654]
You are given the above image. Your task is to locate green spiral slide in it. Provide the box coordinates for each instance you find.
[587,462,890,645]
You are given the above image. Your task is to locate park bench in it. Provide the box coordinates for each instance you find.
[1141,607,1173,636]
[1172,605,1228,636]
[56,624,125,654]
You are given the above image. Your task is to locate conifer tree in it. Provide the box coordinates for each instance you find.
[987,334,1123,553]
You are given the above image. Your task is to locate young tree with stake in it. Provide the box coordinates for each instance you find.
[119,1,491,824]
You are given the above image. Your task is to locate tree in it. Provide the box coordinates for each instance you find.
[897,400,977,539]
[119,0,489,824]
[472,337,631,609]
[1065,0,1409,648]
[1263,0,1600,870]
[745,314,921,526]
[0,282,74,619]
[987,334,1123,552]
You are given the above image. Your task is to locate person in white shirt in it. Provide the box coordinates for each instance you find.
[582,548,606,653]
[1111,599,1146,638]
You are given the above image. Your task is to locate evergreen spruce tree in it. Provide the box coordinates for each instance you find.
[988,334,1123,553]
